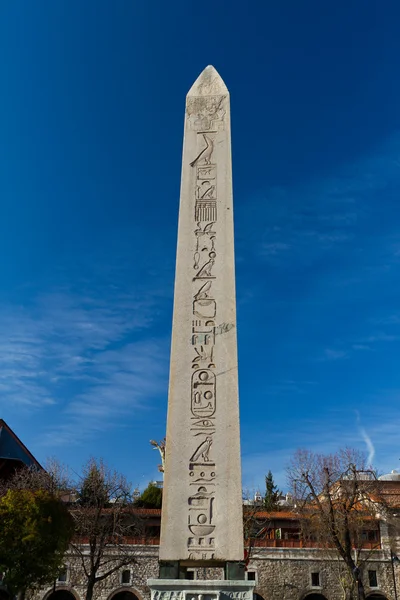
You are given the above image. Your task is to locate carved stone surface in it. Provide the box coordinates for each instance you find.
[159,66,243,562]
[148,580,255,600]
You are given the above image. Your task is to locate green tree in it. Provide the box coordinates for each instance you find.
[134,482,162,508]
[0,489,73,600]
[71,458,143,600]
[264,470,281,511]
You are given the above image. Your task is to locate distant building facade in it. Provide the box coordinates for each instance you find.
[40,473,400,600]
[1,422,400,600]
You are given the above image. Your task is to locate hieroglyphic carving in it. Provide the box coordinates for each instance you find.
[185,594,218,600]
[192,320,215,346]
[195,222,216,252]
[197,165,216,180]
[196,180,216,200]
[187,121,221,555]
[189,462,216,483]
[193,252,216,279]
[195,200,217,222]
[192,345,215,369]
[152,592,183,600]
[188,485,215,534]
[197,77,225,96]
[187,548,215,560]
[190,134,214,167]
[190,436,213,462]
[191,370,216,418]
[222,594,252,600]
[190,140,217,223]
[193,281,216,320]
[192,134,217,222]
[193,298,216,319]
[186,95,226,131]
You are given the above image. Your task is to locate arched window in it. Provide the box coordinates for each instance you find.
[303,594,328,600]
[46,591,76,600]
[111,592,140,600]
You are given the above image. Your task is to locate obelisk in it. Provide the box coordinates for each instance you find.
[159,65,244,568]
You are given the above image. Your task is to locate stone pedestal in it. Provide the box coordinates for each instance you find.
[148,579,256,600]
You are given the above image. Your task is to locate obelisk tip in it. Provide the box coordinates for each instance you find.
[187,65,228,97]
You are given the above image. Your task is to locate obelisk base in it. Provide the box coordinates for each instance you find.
[148,579,255,600]
[158,562,246,581]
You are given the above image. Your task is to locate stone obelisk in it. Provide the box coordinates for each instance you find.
[159,65,244,568]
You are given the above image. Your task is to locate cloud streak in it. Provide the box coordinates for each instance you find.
[0,248,171,448]
[355,410,375,466]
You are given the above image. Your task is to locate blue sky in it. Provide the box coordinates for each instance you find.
[1,1,400,492]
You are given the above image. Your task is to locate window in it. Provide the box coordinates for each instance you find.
[186,570,195,580]
[362,530,379,542]
[368,571,378,588]
[311,572,320,587]
[58,567,68,583]
[121,570,131,585]
[247,572,256,581]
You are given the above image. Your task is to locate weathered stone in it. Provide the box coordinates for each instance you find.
[32,538,400,600]
[159,65,243,563]
[147,578,255,600]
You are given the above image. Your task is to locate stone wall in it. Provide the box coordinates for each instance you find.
[249,547,397,600]
[35,544,400,600]
[36,546,159,600]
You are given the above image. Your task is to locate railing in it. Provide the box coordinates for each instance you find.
[73,537,381,550]
[250,539,381,550]
[73,536,161,545]
[123,537,160,545]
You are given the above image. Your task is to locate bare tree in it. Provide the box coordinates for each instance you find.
[242,489,274,566]
[70,458,143,600]
[0,458,71,497]
[287,448,385,600]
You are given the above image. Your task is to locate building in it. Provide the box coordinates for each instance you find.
[1,422,399,600]
[42,473,400,600]
[0,419,42,481]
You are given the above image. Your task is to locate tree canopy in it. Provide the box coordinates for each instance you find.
[134,482,162,509]
[0,488,73,598]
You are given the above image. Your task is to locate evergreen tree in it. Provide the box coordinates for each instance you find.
[134,482,162,508]
[264,470,281,511]
[78,463,110,508]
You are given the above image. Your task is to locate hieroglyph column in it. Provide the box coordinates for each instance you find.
[159,66,244,563]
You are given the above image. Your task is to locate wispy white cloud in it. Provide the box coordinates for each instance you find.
[363,332,400,343]
[355,410,375,466]
[372,313,400,325]
[322,348,349,361]
[242,414,370,491]
[316,328,400,362]
[247,131,400,268]
[351,344,371,351]
[261,242,291,257]
[0,253,170,448]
